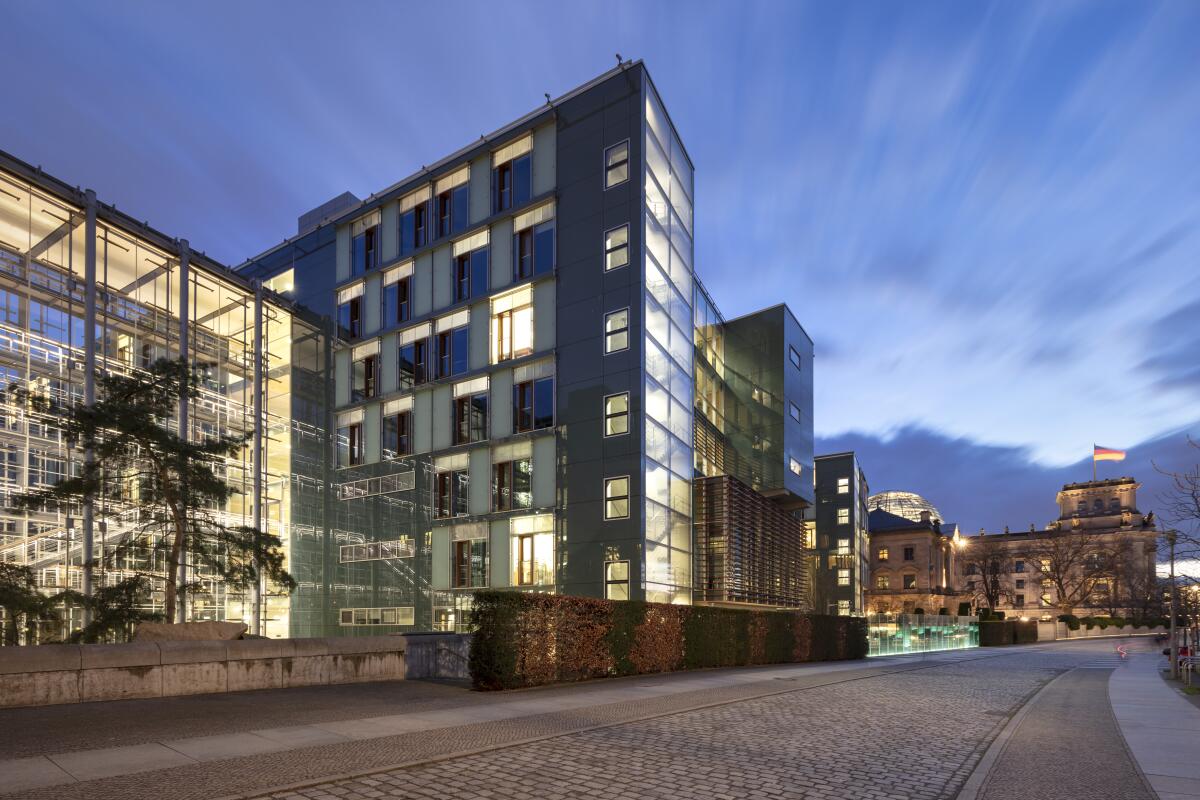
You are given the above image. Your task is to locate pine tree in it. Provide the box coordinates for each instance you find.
[6,358,294,628]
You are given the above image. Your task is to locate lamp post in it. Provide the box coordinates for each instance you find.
[1168,529,1178,680]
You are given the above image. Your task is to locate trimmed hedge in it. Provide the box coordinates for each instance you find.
[468,591,869,690]
[979,619,1038,646]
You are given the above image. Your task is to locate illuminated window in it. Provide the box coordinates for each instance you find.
[510,515,553,587]
[491,288,534,363]
[837,600,850,615]
[837,508,849,525]
[605,309,629,354]
[605,560,630,600]
[604,392,629,437]
[604,476,630,520]
[837,477,850,494]
[876,574,890,589]
[837,569,850,587]
[878,547,889,562]
[604,141,630,188]
[789,458,802,476]
[605,224,629,271]
[837,538,850,555]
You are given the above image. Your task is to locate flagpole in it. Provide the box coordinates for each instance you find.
[1092,444,1096,481]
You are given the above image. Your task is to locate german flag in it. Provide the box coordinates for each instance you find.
[1093,445,1126,462]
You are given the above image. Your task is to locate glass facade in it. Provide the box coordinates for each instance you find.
[867,614,979,656]
[0,159,318,640]
[643,81,695,605]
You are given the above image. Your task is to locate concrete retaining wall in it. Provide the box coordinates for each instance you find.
[0,634,467,709]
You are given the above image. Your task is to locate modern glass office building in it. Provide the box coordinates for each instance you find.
[0,150,330,640]
[1,61,817,641]
[239,61,817,633]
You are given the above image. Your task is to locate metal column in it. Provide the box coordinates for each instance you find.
[176,240,190,623]
[81,190,97,625]
[251,282,264,636]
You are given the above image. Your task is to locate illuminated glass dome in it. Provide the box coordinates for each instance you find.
[867,490,943,524]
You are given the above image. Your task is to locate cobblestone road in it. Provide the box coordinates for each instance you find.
[253,647,1099,800]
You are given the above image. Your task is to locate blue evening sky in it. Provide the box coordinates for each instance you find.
[5,1,1199,532]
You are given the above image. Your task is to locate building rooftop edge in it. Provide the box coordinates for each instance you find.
[235,59,648,272]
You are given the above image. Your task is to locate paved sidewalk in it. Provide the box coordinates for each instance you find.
[1110,650,1200,799]
[0,648,991,799]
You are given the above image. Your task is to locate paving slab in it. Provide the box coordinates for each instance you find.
[164,732,289,762]
[48,742,196,781]
[0,757,74,794]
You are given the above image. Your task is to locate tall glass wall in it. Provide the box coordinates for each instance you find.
[0,164,300,639]
[867,614,979,656]
[643,82,695,604]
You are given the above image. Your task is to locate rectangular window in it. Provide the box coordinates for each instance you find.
[452,539,487,588]
[382,277,411,326]
[790,346,802,370]
[837,538,850,555]
[604,308,629,354]
[1014,559,1025,573]
[513,376,554,432]
[435,470,469,519]
[352,354,377,402]
[338,423,363,467]
[878,547,889,562]
[351,225,378,276]
[454,248,490,303]
[903,546,915,561]
[493,459,532,511]
[513,221,555,280]
[436,326,470,379]
[491,289,534,363]
[790,458,802,476]
[604,476,629,520]
[382,411,412,459]
[1015,594,1025,607]
[492,153,532,212]
[398,338,428,389]
[399,203,427,256]
[604,392,629,437]
[837,508,849,525]
[338,294,362,338]
[605,224,629,271]
[605,560,630,600]
[875,574,890,589]
[903,574,916,589]
[436,185,470,239]
[605,141,629,188]
[1015,579,1026,590]
[837,569,850,587]
[454,393,488,445]
[789,403,801,423]
[836,477,850,494]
